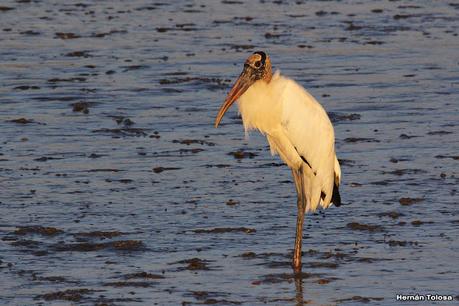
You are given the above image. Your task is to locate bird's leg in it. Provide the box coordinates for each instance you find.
[293,196,305,273]
[292,166,305,273]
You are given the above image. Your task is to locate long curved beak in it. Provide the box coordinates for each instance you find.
[214,68,254,128]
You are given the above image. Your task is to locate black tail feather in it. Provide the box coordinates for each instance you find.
[331,183,341,207]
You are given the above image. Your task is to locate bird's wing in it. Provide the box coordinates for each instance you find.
[334,155,341,186]
[278,77,337,210]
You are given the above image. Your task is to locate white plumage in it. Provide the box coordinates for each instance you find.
[237,71,341,212]
[214,51,341,272]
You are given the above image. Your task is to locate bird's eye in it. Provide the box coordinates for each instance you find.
[254,61,262,68]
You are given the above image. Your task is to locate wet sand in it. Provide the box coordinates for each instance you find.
[1,0,458,305]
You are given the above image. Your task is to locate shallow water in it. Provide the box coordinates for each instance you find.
[1,0,458,305]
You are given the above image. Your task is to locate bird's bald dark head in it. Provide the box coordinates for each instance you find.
[244,51,272,82]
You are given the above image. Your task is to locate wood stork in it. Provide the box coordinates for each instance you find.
[214,51,341,272]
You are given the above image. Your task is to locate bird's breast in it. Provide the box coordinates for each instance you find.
[237,77,286,134]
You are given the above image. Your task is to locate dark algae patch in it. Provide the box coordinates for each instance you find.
[226,199,239,206]
[400,133,419,139]
[65,50,91,57]
[308,262,339,269]
[34,156,63,162]
[179,148,204,154]
[336,296,384,303]
[238,251,257,259]
[153,166,181,173]
[114,117,135,126]
[344,137,380,143]
[9,118,37,124]
[228,150,258,159]
[384,169,427,176]
[192,227,256,234]
[55,32,81,39]
[346,222,384,232]
[87,168,120,172]
[260,272,320,284]
[71,102,90,114]
[378,211,404,219]
[104,281,154,288]
[100,240,144,250]
[0,6,14,12]
[329,112,361,123]
[53,240,145,252]
[399,197,424,206]
[427,130,453,135]
[158,77,230,90]
[35,288,95,302]
[73,231,124,239]
[36,276,69,282]
[172,139,215,146]
[174,258,212,271]
[435,154,459,160]
[14,85,40,90]
[92,128,147,137]
[411,220,433,226]
[124,272,165,280]
[48,77,86,83]
[186,291,243,305]
[387,240,419,247]
[10,239,41,248]
[14,226,63,236]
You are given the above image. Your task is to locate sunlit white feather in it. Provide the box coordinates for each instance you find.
[237,71,340,212]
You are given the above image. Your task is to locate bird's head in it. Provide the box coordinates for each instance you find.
[214,51,272,128]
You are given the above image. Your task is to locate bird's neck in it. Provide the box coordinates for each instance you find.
[237,75,283,134]
[263,65,273,83]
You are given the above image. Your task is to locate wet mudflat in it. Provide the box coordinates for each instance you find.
[1,0,458,305]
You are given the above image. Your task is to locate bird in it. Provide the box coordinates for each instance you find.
[214,51,341,272]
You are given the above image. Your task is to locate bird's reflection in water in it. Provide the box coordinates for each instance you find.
[294,273,306,306]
